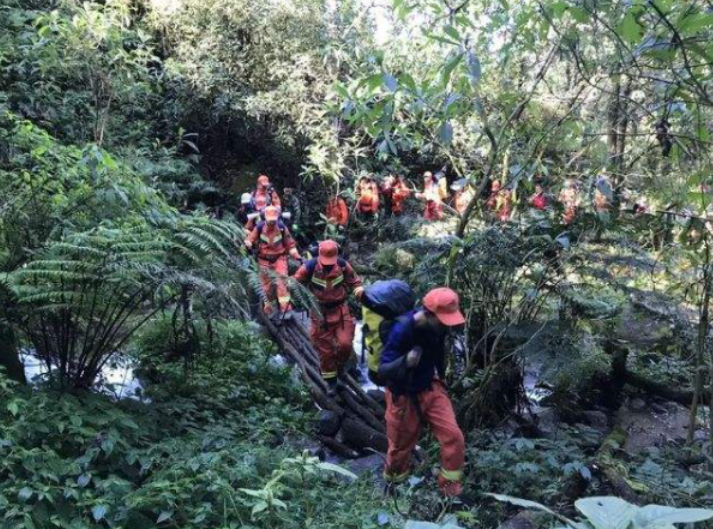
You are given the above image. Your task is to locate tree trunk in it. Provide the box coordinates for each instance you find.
[689,243,711,444]
[0,323,26,385]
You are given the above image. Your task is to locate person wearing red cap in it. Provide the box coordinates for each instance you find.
[252,174,282,211]
[293,240,364,394]
[378,287,466,497]
[245,205,300,313]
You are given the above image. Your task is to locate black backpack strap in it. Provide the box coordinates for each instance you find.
[304,258,318,280]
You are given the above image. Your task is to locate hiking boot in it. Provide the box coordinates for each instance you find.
[326,378,339,398]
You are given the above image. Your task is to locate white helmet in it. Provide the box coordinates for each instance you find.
[240,193,252,205]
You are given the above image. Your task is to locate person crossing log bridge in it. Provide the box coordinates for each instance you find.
[293,240,364,395]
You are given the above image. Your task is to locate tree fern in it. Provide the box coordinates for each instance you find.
[7,217,255,389]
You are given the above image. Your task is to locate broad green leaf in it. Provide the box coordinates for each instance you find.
[439,122,453,144]
[18,487,33,501]
[442,53,464,83]
[6,401,19,417]
[404,522,441,529]
[316,462,358,480]
[383,73,398,92]
[157,511,173,524]
[92,504,108,522]
[679,13,713,34]
[575,497,638,529]
[619,11,644,46]
[488,494,581,527]
[334,83,350,99]
[252,501,269,516]
[633,505,713,528]
[444,25,461,42]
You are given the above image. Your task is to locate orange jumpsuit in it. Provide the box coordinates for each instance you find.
[559,188,579,225]
[357,181,380,215]
[422,181,443,220]
[495,190,512,222]
[246,222,298,311]
[326,197,349,227]
[293,260,362,379]
[391,181,411,215]
[454,188,474,215]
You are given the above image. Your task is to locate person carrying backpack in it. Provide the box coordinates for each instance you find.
[293,240,364,395]
[378,287,466,497]
[253,174,282,210]
[245,206,301,314]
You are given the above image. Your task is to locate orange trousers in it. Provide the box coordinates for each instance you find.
[424,202,443,220]
[258,256,290,311]
[384,381,465,495]
[311,305,355,379]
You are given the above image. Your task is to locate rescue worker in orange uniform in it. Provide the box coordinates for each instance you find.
[357,176,380,217]
[326,194,350,228]
[378,287,466,497]
[451,178,475,215]
[558,180,580,225]
[245,206,301,313]
[417,171,445,220]
[529,183,548,211]
[253,174,282,210]
[293,240,364,394]
[486,180,512,222]
[390,175,411,216]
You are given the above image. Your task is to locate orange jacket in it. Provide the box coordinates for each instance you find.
[358,182,380,213]
[246,222,298,260]
[391,181,411,213]
[326,197,349,227]
[294,259,362,322]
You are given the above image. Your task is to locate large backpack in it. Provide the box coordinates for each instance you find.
[361,280,415,385]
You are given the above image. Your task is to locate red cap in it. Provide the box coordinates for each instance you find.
[422,288,465,326]
[264,206,280,221]
[258,175,270,187]
[318,240,339,266]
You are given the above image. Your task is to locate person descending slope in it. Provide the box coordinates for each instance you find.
[357,176,380,217]
[326,193,350,228]
[417,171,446,220]
[378,287,466,497]
[293,240,364,394]
[390,175,411,216]
[253,174,282,210]
[245,206,301,314]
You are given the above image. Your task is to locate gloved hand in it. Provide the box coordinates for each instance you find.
[354,286,365,301]
[406,347,423,368]
[244,240,253,250]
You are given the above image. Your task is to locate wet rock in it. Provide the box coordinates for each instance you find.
[498,513,536,529]
[535,408,560,438]
[317,410,342,437]
[583,410,609,430]
[629,398,646,412]
[344,453,384,477]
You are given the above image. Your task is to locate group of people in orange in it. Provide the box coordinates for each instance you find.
[325,171,479,227]
[236,170,616,499]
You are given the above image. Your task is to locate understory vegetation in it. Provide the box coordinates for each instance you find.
[3,0,713,528]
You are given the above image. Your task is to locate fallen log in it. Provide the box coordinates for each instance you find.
[593,427,642,504]
[256,308,387,454]
[610,341,710,406]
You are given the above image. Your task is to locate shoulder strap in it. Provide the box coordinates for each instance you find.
[304,258,318,279]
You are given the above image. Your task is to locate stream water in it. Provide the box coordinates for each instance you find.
[21,351,144,400]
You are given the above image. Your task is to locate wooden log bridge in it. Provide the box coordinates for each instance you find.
[257,310,388,457]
